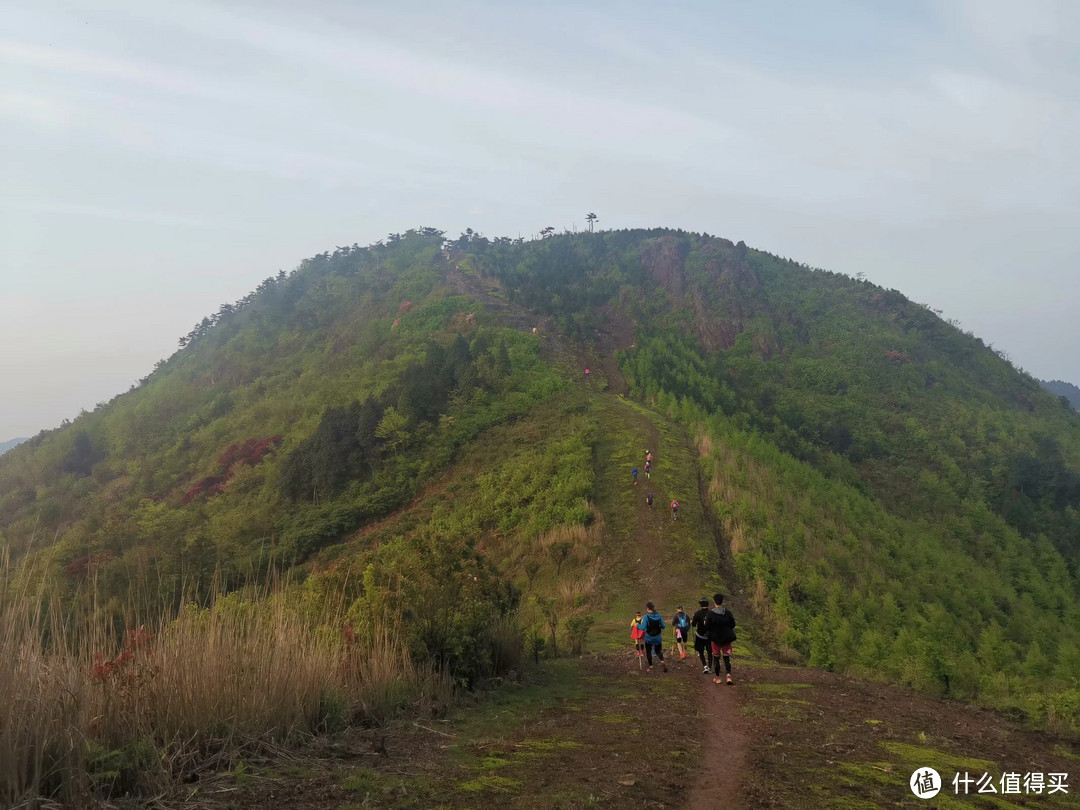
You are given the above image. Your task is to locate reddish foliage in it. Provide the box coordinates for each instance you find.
[398,300,412,313]
[182,436,282,504]
[181,474,227,505]
[392,317,402,328]
[91,625,154,683]
[885,350,910,364]
[64,551,114,579]
[343,623,356,646]
[217,435,282,469]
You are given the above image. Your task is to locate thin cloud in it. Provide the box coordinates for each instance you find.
[0,198,225,228]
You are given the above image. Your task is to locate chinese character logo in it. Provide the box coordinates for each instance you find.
[911,767,942,799]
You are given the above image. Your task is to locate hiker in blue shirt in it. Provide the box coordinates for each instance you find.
[631,466,639,486]
[636,601,668,672]
[671,606,691,660]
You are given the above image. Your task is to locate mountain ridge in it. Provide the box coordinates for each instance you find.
[1,227,1078,804]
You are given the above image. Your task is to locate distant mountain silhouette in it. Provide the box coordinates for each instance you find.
[0,437,26,456]
[1039,378,1080,410]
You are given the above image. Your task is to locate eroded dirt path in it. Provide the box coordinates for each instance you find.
[688,678,748,808]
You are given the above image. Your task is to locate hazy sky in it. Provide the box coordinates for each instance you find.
[2,0,1078,439]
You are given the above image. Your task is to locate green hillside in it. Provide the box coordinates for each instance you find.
[2,227,1079,803]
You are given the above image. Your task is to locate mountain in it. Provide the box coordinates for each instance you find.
[2,228,1078,803]
[1040,378,1080,410]
[0,437,26,456]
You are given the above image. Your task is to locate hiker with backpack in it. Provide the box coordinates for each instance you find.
[631,467,639,486]
[637,602,668,672]
[630,611,646,667]
[646,492,654,511]
[670,499,679,520]
[704,593,737,685]
[690,598,713,673]
[644,460,651,479]
[671,606,691,660]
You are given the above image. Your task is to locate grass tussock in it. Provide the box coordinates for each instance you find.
[0,566,447,806]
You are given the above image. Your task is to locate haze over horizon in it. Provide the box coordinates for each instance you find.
[2,0,1079,440]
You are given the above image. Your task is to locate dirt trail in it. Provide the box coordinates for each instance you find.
[588,384,754,807]
[690,682,748,808]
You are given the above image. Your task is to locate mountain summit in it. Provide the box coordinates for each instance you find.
[2,228,1078,803]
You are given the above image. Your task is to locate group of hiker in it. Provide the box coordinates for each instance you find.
[627,446,733,682]
[635,450,678,518]
[630,594,737,685]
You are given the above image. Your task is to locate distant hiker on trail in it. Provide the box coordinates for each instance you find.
[705,593,737,686]
[637,602,668,672]
[631,467,639,486]
[646,492,654,511]
[644,460,651,479]
[691,598,713,674]
[672,606,690,660]
[645,450,653,464]
[584,368,591,383]
[670,499,679,520]
[630,612,646,668]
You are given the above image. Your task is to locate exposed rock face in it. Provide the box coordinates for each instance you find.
[638,234,763,351]
[639,235,689,299]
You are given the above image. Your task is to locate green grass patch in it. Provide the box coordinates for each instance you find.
[880,741,995,774]
[458,774,522,793]
[745,682,812,695]
[591,713,634,724]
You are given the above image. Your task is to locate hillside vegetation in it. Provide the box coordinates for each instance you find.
[1,228,1079,804]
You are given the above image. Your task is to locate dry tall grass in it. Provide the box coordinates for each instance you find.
[0,563,446,807]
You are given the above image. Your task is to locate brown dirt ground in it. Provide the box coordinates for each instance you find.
[170,650,1079,810]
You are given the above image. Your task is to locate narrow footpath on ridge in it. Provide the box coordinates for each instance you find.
[584,381,753,808]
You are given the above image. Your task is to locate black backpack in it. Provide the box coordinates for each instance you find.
[645,615,662,636]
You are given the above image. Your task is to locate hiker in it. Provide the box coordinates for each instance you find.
[645,450,653,464]
[630,611,646,665]
[584,367,591,383]
[690,598,713,673]
[631,467,639,486]
[644,460,651,479]
[670,499,679,520]
[637,602,668,672]
[672,606,691,659]
[646,492,654,511]
[704,593,737,685]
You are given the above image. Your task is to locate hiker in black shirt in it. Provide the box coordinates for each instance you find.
[704,592,737,686]
[690,598,713,674]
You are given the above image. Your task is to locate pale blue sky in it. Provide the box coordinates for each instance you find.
[2,0,1078,438]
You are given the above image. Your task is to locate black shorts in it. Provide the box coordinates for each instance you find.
[694,635,709,651]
